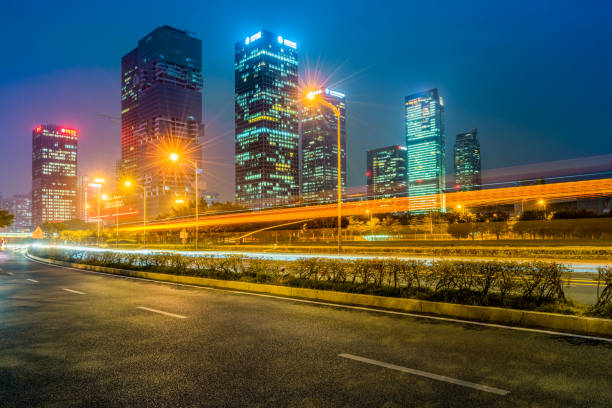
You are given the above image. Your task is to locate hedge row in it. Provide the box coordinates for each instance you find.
[31,247,581,312]
[589,267,612,318]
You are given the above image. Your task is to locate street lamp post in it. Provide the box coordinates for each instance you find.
[115,203,119,249]
[101,193,108,244]
[170,153,199,251]
[306,90,343,253]
[124,181,147,249]
[89,178,105,247]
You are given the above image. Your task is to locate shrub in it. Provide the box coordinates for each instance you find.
[29,247,575,313]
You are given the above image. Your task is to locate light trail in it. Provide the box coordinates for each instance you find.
[25,243,610,274]
[119,178,612,233]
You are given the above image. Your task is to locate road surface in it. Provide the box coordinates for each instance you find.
[1,252,611,407]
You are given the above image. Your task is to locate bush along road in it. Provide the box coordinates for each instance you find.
[29,247,612,318]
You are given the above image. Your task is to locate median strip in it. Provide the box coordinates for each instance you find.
[136,306,187,319]
[26,278,38,283]
[338,353,509,396]
[62,288,86,295]
[26,253,612,339]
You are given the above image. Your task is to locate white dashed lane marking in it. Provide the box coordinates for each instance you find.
[339,353,510,396]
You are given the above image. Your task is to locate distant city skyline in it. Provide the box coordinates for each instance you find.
[1,1,611,200]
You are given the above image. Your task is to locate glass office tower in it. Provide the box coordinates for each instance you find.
[454,129,481,191]
[1,194,32,232]
[121,25,203,217]
[31,125,78,227]
[301,88,346,203]
[234,30,299,208]
[366,145,408,199]
[405,89,445,212]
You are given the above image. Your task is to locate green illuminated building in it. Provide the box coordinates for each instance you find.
[234,30,299,208]
[405,89,446,212]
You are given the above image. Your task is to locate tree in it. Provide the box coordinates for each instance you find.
[0,210,14,228]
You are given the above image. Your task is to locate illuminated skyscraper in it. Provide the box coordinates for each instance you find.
[1,194,32,232]
[234,30,299,208]
[367,145,408,199]
[454,129,481,191]
[301,88,346,203]
[31,125,78,226]
[405,89,445,212]
[121,25,203,217]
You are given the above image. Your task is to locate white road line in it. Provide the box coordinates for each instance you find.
[136,306,187,319]
[26,255,612,343]
[26,278,38,283]
[339,353,510,396]
[62,288,86,295]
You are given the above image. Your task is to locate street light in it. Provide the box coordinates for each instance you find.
[305,89,343,253]
[538,199,547,218]
[169,153,199,250]
[88,178,105,246]
[124,180,147,249]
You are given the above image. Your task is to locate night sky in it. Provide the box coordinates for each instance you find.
[1,0,611,200]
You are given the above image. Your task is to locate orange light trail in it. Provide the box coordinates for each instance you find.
[120,178,612,232]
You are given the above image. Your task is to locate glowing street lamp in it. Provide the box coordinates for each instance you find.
[538,199,547,217]
[305,89,343,252]
[169,153,200,250]
[124,180,147,248]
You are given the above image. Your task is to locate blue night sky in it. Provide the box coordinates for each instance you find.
[1,0,611,200]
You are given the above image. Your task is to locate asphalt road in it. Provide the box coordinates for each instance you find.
[1,252,611,407]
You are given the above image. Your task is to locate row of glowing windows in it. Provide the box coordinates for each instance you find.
[237,49,297,67]
[238,180,297,189]
[38,129,78,139]
[236,127,298,141]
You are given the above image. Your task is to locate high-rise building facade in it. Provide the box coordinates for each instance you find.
[367,145,408,199]
[301,88,346,203]
[32,125,78,226]
[1,194,32,232]
[234,30,299,208]
[405,89,445,212]
[454,129,481,191]
[121,25,203,217]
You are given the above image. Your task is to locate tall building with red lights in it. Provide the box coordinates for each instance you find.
[31,125,78,227]
[120,26,203,217]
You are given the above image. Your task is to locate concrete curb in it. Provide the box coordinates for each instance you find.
[27,253,612,338]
